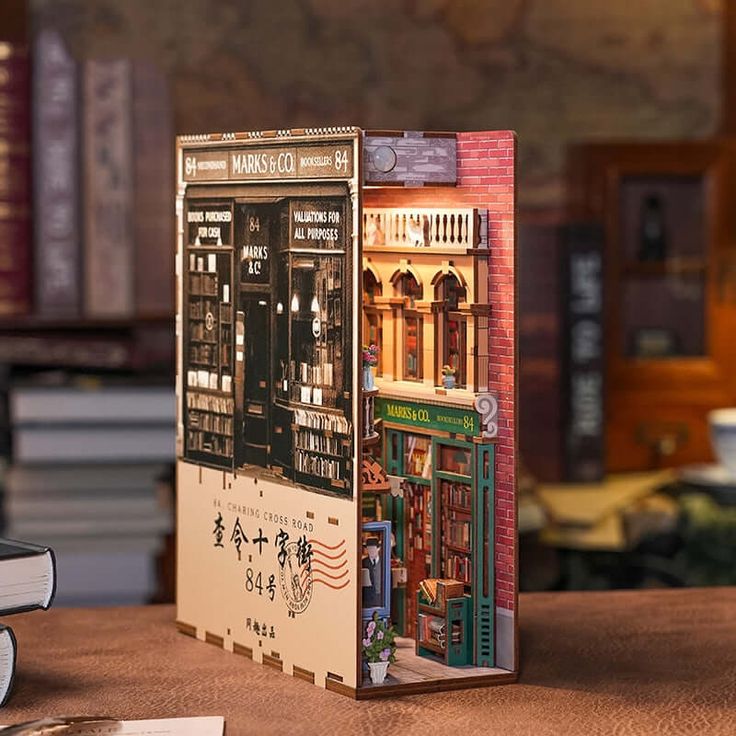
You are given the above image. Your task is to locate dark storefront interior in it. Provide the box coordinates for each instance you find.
[184,189,353,495]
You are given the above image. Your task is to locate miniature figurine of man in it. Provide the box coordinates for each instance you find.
[362,537,382,608]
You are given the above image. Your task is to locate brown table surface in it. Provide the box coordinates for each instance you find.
[1,588,735,735]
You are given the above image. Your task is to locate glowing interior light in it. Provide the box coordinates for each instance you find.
[310,296,320,314]
[290,293,300,313]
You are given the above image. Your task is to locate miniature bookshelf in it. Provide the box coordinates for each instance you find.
[292,408,351,491]
[273,208,352,493]
[183,199,234,468]
[435,442,474,587]
[416,591,472,667]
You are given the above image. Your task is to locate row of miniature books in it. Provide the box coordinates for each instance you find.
[187,410,233,436]
[444,514,471,547]
[295,428,345,456]
[0,538,57,707]
[417,613,464,649]
[443,480,472,509]
[418,613,446,649]
[188,341,232,374]
[0,27,174,318]
[187,369,232,393]
[187,430,233,458]
[5,378,175,606]
[186,392,234,415]
[297,360,335,387]
[189,298,227,320]
[292,407,351,434]
[444,553,472,585]
[294,448,343,480]
[189,272,219,297]
[189,252,228,281]
[299,384,321,405]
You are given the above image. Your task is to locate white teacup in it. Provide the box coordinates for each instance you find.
[708,408,736,479]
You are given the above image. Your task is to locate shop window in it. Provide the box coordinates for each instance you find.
[363,269,379,304]
[398,273,423,380]
[287,253,344,408]
[438,444,472,476]
[437,274,467,387]
[363,270,382,374]
[403,433,432,479]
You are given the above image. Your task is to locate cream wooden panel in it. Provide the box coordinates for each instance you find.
[177,460,359,688]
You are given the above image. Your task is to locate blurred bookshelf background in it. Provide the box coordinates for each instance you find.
[1,0,736,603]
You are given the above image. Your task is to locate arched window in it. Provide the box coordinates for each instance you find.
[398,273,423,380]
[363,270,382,375]
[437,274,467,387]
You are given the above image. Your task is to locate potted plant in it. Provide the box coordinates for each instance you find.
[441,364,456,389]
[362,611,397,684]
[362,344,379,390]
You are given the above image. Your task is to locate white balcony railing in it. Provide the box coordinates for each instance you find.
[363,207,487,250]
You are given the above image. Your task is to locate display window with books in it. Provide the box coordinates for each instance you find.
[181,189,353,493]
[176,128,517,698]
[183,199,234,468]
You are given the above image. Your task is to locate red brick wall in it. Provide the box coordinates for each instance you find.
[364,130,517,613]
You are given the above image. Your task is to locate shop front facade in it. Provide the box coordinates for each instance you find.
[176,128,517,696]
[359,206,499,667]
[374,393,496,667]
[182,183,355,496]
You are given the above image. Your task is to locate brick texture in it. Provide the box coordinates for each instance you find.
[364,131,517,612]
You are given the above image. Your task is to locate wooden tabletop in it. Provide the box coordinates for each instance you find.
[2,588,735,735]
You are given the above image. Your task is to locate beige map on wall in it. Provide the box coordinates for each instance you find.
[37,0,721,209]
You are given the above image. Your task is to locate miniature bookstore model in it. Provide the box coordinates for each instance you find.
[175,127,517,697]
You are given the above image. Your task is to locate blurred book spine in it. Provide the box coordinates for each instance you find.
[133,62,174,317]
[560,223,605,482]
[0,39,31,316]
[32,27,80,316]
[518,223,563,481]
[83,59,134,318]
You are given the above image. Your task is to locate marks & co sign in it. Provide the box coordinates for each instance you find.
[183,142,354,183]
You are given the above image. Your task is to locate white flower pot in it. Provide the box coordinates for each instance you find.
[368,660,389,684]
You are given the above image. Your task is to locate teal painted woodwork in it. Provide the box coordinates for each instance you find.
[416,593,472,666]
[474,443,495,667]
[383,429,406,634]
[380,428,495,662]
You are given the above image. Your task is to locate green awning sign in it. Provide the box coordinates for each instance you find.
[375,397,479,436]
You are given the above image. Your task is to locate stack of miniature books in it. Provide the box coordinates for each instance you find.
[0,538,56,706]
[418,578,465,607]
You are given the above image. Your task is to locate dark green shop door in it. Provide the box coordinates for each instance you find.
[240,295,270,467]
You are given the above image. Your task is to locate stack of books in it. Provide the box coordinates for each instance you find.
[0,537,56,706]
[4,377,175,605]
[418,578,465,608]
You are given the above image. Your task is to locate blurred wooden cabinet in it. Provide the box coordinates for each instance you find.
[569,141,736,471]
